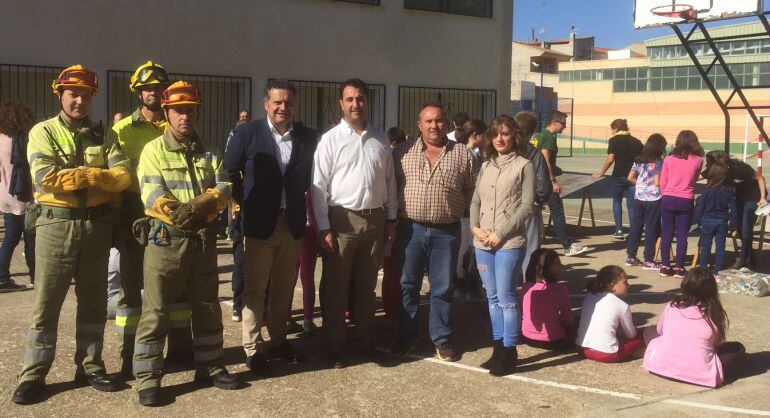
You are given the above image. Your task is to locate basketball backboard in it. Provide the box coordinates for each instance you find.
[634,0,764,28]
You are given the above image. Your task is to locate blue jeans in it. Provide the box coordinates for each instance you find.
[547,192,573,249]
[396,220,459,345]
[735,200,758,264]
[474,247,524,347]
[627,199,660,262]
[0,212,34,283]
[612,176,635,233]
[699,217,728,273]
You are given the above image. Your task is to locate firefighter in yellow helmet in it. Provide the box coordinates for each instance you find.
[12,65,131,405]
[111,61,193,379]
[133,81,239,406]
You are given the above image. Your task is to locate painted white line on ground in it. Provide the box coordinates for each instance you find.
[541,210,618,226]
[661,400,770,416]
[404,352,770,416]
[569,292,680,298]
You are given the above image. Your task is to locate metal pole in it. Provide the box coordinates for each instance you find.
[538,66,544,131]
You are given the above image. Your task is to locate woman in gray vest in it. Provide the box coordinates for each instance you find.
[470,115,534,376]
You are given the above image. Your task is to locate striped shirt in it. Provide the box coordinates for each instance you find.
[393,137,478,224]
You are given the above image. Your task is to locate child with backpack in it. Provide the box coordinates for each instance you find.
[659,130,704,278]
[576,266,645,363]
[625,134,667,269]
[693,163,738,280]
[520,249,575,350]
[644,267,745,387]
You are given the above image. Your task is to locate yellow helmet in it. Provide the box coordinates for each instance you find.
[129,61,170,93]
[161,80,202,108]
[51,65,98,95]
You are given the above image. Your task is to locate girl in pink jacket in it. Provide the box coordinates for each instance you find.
[644,266,745,387]
[658,130,703,278]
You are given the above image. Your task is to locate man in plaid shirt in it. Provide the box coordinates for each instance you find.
[390,102,479,362]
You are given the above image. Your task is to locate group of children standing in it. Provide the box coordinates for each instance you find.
[624,130,758,280]
[520,250,744,388]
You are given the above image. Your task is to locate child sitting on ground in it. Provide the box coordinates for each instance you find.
[520,249,575,350]
[576,266,645,363]
[693,162,738,280]
[644,266,745,387]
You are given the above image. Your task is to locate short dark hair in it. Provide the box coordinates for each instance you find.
[452,112,469,127]
[610,118,629,132]
[264,79,296,100]
[387,126,406,145]
[419,101,444,115]
[339,78,369,99]
[549,111,567,124]
[457,119,486,144]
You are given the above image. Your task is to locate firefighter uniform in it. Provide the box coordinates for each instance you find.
[111,62,191,365]
[132,92,232,390]
[19,67,131,384]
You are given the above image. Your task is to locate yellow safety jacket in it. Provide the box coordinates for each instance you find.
[28,113,131,208]
[137,129,231,227]
[112,107,166,193]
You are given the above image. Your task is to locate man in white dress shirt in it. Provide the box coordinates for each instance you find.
[311,79,398,369]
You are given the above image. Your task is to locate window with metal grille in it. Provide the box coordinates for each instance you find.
[398,86,497,139]
[108,70,251,153]
[1,64,64,122]
[404,0,492,18]
[278,79,386,133]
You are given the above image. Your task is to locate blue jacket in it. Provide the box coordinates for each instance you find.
[223,118,317,240]
[693,186,738,228]
[9,134,32,202]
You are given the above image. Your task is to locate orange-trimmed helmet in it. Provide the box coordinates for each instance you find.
[129,61,170,93]
[51,65,98,95]
[161,81,201,108]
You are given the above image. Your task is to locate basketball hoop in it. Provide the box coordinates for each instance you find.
[650,4,697,21]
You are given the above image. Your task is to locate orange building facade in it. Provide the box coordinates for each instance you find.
[556,22,769,155]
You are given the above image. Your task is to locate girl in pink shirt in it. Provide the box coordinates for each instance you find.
[658,130,704,278]
[520,249,575,350]
[644,266,745,387]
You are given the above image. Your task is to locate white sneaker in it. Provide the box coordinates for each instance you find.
[563,243,589,256]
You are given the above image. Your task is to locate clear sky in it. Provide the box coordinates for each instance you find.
[512,0,764,49]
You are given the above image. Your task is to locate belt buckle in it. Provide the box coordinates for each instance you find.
[361,208,374,215]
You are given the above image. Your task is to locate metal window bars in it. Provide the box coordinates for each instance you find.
[108,70,251,153]
[275,79,386,134]
[398,86,497,140]
[0,64,65,122]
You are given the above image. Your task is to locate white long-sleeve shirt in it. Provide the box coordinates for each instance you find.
[311,119,397,231]
[575,292,637,354]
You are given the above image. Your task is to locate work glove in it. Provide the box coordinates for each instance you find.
[58,168,89,191]
[169,193,218,231]
[85,166,132,192]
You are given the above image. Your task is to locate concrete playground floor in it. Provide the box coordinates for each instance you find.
[0,155,767,417]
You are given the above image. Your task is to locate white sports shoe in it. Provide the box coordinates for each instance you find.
[563,243,589,256]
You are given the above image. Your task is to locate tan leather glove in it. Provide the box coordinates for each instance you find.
[85,166,132,192]
[169,193,218,231]
[57,168,89,191]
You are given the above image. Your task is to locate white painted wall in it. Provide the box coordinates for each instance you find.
[0,0,512,129]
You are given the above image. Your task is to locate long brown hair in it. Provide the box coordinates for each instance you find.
[635,134,667,164]
[706,162,731,188]
[0,101,34,137]
[483,115,528,160]
[525,248,561,283]
[670,130,704,159]
[671,266,728,343]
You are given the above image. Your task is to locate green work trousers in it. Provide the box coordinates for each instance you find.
[133,220,224,390]
[114,195,191,361]
[19,213,113,383]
